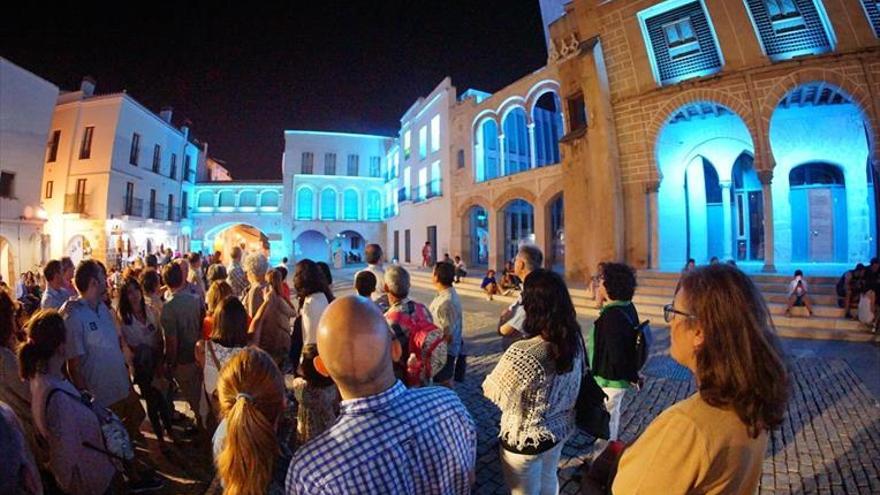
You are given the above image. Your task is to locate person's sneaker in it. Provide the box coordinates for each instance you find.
[128,476,164,493]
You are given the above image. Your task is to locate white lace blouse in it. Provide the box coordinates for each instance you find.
[483,336,583,450]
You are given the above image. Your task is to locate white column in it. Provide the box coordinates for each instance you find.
[720,181,733,261]
[498,134,506,176]
[527,122,537,169]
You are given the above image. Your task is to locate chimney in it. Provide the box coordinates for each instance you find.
[159,106,173,124]
[80,76,96,97]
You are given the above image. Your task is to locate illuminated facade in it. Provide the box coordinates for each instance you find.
[41,78,199,266]
[543,0,880,279]
[0,58,58,283]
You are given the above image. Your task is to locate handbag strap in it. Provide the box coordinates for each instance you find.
[206,340,222,370]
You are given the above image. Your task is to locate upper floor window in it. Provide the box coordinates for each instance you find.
[45,180,53,199]
[301,152,314,174]
[418,167,428,201]
[170,153,177,179]
[457,149,465,169]
[152,144,161,173]
[324,153,336,175]
[347,154,359,176]
[369,156,381,178]
[638,1,723,86]
[863,0,880,38]
[130,133,141,165]
[419,125,428,160]
[403,130,412,160]
[79,127,94,159]
[430,115,440,153]
[184,155,194,182]
[745,0,833,60]
[47,130,60,162]
[0,172,15,199]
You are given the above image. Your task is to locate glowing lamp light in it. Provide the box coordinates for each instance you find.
[36,207,48,220]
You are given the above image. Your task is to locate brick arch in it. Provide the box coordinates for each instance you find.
[456,194,492,218]
[492,187,538,211]
[525,80,562,118]
[537,179,564,209]
[645,88,759,178]
[760,68,879,164]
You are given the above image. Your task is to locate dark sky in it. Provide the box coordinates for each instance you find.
[2,1,547,180]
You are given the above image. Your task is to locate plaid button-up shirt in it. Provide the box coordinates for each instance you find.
[285,380,476,494]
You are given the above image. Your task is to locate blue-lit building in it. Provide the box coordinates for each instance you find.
[543,0,880,279]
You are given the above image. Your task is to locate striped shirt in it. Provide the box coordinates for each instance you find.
[285,380,476,494]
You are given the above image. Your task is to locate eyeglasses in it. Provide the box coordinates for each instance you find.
[663,304,696,323]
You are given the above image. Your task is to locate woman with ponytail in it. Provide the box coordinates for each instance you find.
[212,347,291,495]
[20,310,118,495]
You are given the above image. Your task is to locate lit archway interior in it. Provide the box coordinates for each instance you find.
[334,230,366,265]
[532,92,564,167]
[0,236,14,286]
[769,82,874,264]
[548,194,564,273]
[656,102,756,268]
[467,206,489,266]
[213,224,270,262]
[66,235,92,266]
[295,230,329,263]
[503,199,534,263]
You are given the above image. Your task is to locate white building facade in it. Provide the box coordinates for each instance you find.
[384,78,456,265]
[0,58,59,284]
[41,79,199,266]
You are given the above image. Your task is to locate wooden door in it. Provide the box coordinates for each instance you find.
[808,188,834,262]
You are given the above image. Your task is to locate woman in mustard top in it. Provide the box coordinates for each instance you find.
[613,264,789,494]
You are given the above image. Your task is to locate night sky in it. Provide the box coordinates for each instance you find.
[2,1,547,180]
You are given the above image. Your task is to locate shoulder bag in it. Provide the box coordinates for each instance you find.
[574,331,610,440]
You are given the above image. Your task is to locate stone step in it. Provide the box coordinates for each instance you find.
[407,270,875,342]
[637,275,839,294]
[637,270,841,285]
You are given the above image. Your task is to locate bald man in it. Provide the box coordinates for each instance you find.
[285,296,476,495]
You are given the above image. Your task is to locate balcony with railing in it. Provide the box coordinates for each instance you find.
[148,202,167,220]
[383,206,397,219]
[411,179,442,204]
[122,197,144,217]
[63,194,89,214]
[397,187,409,203]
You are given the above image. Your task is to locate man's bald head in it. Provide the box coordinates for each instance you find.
[317,295,395,398]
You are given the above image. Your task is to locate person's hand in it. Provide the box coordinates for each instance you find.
[263,285,274,301]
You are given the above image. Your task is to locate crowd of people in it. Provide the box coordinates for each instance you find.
[0,240,792,494]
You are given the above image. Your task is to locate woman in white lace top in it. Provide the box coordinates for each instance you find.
[483,269,583,495]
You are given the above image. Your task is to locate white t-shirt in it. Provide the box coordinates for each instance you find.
[356,264,386,299]
[301,292,330,346]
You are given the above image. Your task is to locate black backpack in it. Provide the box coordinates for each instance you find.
[617,307,653,371]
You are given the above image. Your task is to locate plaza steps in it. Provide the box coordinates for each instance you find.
[405,269,878,343]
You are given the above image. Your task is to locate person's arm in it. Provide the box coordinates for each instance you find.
[499,304,525,336]
[66,358,87,391]
[62,315,88,391]
[194,339,206,369]
[432,300,453,342]
[248,292,274,345]
[612,410,707,494]
[160,307,178,369]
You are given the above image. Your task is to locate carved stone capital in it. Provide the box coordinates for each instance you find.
[644,180,660,194]
[757,169,773,185]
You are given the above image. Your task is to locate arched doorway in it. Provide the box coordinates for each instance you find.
[503,199,534,263]
[211,224,270,263]
[66,235,92,266]
[769,82,874,263]
[731,153,764,261]
[474,118,499,182]
[656,101,755,267]
[295,230,329,263]
[548,195,564,273]
[532,92,564,167]
[337,230,366,265]
[502,108,531,175]
[788,163,847,262]
[467,206,489,267]
[0,236,14,286]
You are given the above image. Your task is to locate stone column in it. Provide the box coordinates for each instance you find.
[488,207,505,272]
[758,170,775,272]
[534,200,549,266]
[720,181,733,261]
[645,180,660,269]
[498,134,506,176]
[527,123,537,170]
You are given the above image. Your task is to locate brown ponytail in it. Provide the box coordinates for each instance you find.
[18,310,66,380]
[216,347,285,495]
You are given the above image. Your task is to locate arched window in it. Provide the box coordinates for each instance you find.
[533,92,563,167]
[218,191,235,207]
[320,188,337,221]
[366,190,382,221]
[502,107,531,175]
[260,190,279,208]
[343,189,359,221]
[239,190,258,207]
[789,163,845,187]
[296,188,314,220]
[197,191,214,208]
[474,118,499,182]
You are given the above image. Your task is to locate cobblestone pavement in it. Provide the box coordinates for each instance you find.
[145,279,880,494]
[403,286,880,495]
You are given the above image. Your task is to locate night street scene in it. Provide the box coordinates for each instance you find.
[1,1,880,494]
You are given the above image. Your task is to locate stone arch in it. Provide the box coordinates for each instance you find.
[456,194,492,218]
[646,88,759,179]
[492,187,538,211]
[525,80,562,118]
[760,68,879,163]
[537,179,565,209]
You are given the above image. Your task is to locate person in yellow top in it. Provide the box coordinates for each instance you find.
[613,264,789,494]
